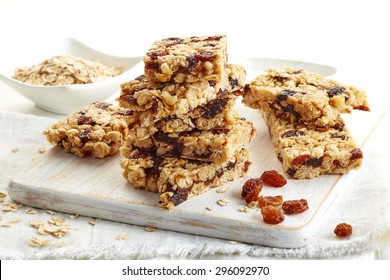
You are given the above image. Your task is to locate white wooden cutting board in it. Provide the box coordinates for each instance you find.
[7,62,377,248]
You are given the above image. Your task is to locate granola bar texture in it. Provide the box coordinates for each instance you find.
[120,148,251,209]
[243,67,370,128]
[122,118,256,164]
[44,102,127,158]
[144,35,228,83]
[263,110,363,179]
[118,64,245,119]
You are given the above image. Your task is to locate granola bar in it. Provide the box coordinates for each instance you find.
[44,102,127,158]
[122,118,256,164]
[144,35,228,83]
[120,148,251,209]
[262,109,363,179]
[118,64,245,119]
[243,66,370,128]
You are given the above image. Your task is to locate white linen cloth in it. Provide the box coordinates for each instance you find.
[0,108,389,260]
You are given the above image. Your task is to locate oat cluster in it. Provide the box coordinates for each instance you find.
[13,55,122,86]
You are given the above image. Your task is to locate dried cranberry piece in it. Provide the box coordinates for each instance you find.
[350,148,363,160]
[282,199,309,214]
[327,86,346,98]
[292,155,311,166]
[194,51,217,61]
[334,223,353,238]
[260,170,287,187]
[277,90,296,102]
[241,178,263,198]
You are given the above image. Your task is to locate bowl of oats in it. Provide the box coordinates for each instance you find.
[0,38,142,114]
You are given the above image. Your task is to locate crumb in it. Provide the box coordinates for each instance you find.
[205,206,214,211]
[46,210,56,215]
[238,206,251,213]
[217,199,230,206]
[38,147,47,153]
[89,219,97,226]
[216,187,227,194]
[116,233,129,240]
[1,218,22,227]
[248,201,257,208]
[228,240,238,244]
[69,214,79,219]
[25,208,38,214]
[145,226,156,232]
[11,147,19,153]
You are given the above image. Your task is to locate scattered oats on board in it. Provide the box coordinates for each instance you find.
[0,191,7,202]
[37,224,70,238]
[30,220,45,229]
[25,208,38,214]
[216,187,227,194]
[228,241,238,244]
[48,217,65,226]
[89,219,97,226]
[217,199,230,206]
[2,203,22,212]
[1,218,22,227]
[11,147,19,153]
[38,147,46,153]
[28,237,52,248]
[116,233,129,240]
[46,210,56,215]
[248,201,257,208]
[145,226,156,232]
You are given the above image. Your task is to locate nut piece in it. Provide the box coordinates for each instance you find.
[334,223,353,238]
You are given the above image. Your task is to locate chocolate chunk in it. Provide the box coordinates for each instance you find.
[79,128,92,144]
[77,115,95,126]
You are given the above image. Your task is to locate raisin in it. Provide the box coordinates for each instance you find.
[292,154,311,166]
[226,161,236,170]
[208,80,216,87]
[147,49,169,59]
[94,102,110,110]
[282,130,305,138]
[282,104,301,120]
[243,161,251,173]
[243,84,251,95]
[305,156,324,167]
[287,168,297,177]
[261,205,285,224]
[229,76,239,89]
[153,131,178,145]
[184,55,197,74]
[241,178,263,198]
[202,98,228,119]
[145,156,164,176]
[333,120,345,131]
[277,90,296,102]
[77,115,95,126]
[79,128,92,144]
[194,51,217,61]
[257,195,283,208]
[170,187,190,206]
[331,133,347,140]
[350,148,363,160]
[327,86,346,98]
[282,199,309,214]
[162,37,184,47]
[315,124,330,132]
[260,170,287,187]
[244,185,262,204]
[354,105,370,111]
[334,223,353,238]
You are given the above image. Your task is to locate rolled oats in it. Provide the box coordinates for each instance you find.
[25,208,38,214]
[0,191,7,202]
[145,226,156,232]
[28,237,52,248]
[116,233,129,240]
[2,203,22,212]
[217,199,230,206]
[14,55,122,86]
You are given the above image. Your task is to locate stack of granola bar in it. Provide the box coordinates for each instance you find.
[118,35,256,209]
[243,66,369,179]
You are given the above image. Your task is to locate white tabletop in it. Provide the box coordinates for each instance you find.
[1,0,389,260]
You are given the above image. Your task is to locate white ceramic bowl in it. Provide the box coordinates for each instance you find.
[0,38,143,114]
